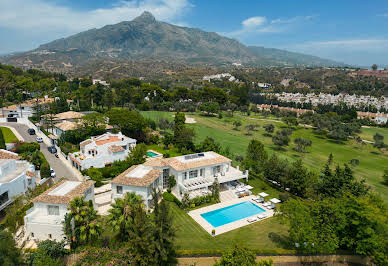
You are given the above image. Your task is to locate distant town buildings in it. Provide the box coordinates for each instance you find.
[92,79,110,86]
[68,132,137,171]
[202,73,239,83]
[264,92,388,111]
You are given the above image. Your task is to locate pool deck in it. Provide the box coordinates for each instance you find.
[188,195,275,236]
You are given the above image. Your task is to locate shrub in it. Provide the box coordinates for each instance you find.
[162,192,182,207]
[16,142,40,153]
[278,192,290,202]
[40,162,51,179]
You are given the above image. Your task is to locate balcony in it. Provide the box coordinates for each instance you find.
[182,166,248,191]
[24,208,64,225]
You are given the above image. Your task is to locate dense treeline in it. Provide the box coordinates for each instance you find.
[243,139,387,264]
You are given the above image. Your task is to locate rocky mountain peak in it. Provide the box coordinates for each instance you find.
[133,11,156,24]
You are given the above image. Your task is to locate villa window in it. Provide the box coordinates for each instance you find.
[48,234,52,239]
[117,186,123,194]
[88,151,91,155]
[189,170,198,179]
[47,205,59,216]
[31,233,34,237]
[28,179,32,185]
[212,165,221,176]
[183,172,187,180]
[200,168,204,177]
[0,191,9,205]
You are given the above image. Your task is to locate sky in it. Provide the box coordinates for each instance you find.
[1,0,388,66]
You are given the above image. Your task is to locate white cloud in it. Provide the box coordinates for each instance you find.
[0,0,192,34]
[227,15,315,37]
[242,16,267,28]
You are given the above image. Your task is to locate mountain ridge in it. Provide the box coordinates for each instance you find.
[1,12,345,75]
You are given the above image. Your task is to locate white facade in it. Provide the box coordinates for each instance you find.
[112,152,248,205]
[24,180,95,242]
[0,158,36,211]
[69,132,136,171]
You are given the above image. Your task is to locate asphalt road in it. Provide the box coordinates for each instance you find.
[0,122,79,181]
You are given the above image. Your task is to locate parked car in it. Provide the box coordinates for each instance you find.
[50,168,56,178]
[28,128,36,135]
[48,146,57,154]
[6,117,17,122]
[36,137,43,143]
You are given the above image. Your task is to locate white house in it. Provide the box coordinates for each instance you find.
[0,150,36,211]
[68,132,137,171]
[24,180,95,242]
[111,165,163,209]
[111,151,248,206]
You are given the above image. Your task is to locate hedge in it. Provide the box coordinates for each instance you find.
[162,192,182,207]
[176,248,297,257]
[0,128,5,149]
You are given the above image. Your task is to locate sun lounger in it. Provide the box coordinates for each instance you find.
[257,213,268,219]
[263,202,270,207]
[247,217,257,223]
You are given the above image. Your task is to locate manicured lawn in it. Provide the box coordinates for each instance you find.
[146,144,183,157]
[0,127,18,143]
[141,111,388,201]
[359,126,388,142]
[169,202,290,251]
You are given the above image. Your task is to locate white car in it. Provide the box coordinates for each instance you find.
[50,168,56,178]
[36,137,43,143]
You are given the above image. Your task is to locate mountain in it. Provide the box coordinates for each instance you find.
[1,12,344,76]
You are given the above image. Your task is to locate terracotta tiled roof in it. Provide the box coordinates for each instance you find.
[0,149,20,160]
[111,165,162,187]
[144,151,231,171]
[79,139,92,148]
[26,171,35,177]
[109,145,125,153]
[32,180,95,204]
[55,121,80,131]
[54,111,84,120]
[95,136,120,146]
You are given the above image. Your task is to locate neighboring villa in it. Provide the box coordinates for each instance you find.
[0,150,36,211]
[111,151,248,208]
[68,132,137,171]
[24,180,95,242]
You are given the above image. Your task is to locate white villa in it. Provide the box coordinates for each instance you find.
[0,150,36,211]
[24,180,95,242]
[111,151,248,208]
[68,132,137,171]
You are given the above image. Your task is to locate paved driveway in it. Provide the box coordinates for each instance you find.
[0,122,79,181]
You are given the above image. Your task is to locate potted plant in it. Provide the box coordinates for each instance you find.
[212,229,215,236]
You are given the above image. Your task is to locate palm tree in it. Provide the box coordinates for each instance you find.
[108,192,143,241]
[67,197,101,246]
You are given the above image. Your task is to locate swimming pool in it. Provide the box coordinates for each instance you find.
[146,151,160,158]
[200,201,265,227]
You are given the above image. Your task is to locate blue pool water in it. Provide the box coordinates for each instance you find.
[201,201,265,227]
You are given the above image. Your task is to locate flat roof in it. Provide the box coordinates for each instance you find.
[126,165,152,178]
[48,181,81,196]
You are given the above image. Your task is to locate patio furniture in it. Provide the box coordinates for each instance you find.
[256,197,264,203]
[263,201,270,207]
[245,185,253,190]
[267,204,276,209]
[258,192,269,197]
[247,217,257,223]
[257,213,268,219]
[270,198,281,204]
